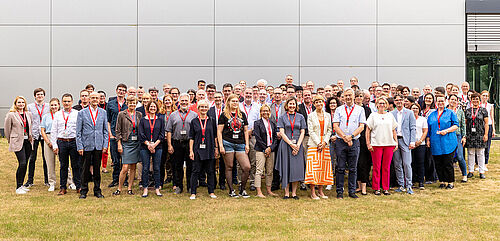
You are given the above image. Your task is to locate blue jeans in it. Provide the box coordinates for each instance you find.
[222,140,245,152]
[393,138,412,188]
[140,148,162,189]
[334,139,360,194]
[485,125,493,164]
[454,134,467,176]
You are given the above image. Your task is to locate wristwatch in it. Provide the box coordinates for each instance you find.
[351,134,354,139]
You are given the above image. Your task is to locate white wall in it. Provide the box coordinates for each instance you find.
[0,0,465,128]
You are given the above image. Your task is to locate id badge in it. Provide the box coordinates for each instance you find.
[180,130,187,135]
[471,127,476,133]
[199,144,206,149]
[24,135,29,140]
[130,136,137,141]
[291,139,297,144]
[233,134,239,139]
[233,130,240,134]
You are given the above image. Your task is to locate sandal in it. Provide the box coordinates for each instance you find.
[127,190,134,195]
[112,190,121,196]
[383,190,391,195]
[374,190,381,196]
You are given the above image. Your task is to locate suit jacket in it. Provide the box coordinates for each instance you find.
[4,111,33,152]
[307,111,332,147]
[298,102,316,136]
[391,108,416,151]
[253,118,278,152]
[76,107,109,151]
[270,102,285,123]
[208,105,224,124]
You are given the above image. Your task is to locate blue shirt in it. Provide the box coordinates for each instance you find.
[106,98,127,136]
[332,104,366,139]
[427,108,459,156]
[40,112,54,133]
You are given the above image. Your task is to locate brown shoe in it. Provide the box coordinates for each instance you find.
[76,188,81,194]
[58,189,67,195]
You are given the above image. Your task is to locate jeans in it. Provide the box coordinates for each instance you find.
[15,140,32,189]
[110,138,121,183]
[393,138,412,188]
[81,150,103,195]
[140,148,162,189]
[485,125,493,164]
[411,145,426,184]
[454,134,467,176]
[57,139,81,189]
[334,139,360,194]
[190,154,215,194]
[27,137,48,184]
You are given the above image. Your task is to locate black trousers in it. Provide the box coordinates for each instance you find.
[356,140,372,183]
[411,145,426,184]
[81,150,103,195]
[424,147,438,182]
[27,137,48,184]
[190,154,215,194]
[15,140,32,189]
[433,150,456,183]
[171,140,192,190]
[57,140,81,189]
[160,141,173,186]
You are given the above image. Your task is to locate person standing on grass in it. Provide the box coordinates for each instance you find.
[305,95,333,199]
[448,94,468,183]
[51,94,82,195]
[107,83,128,188]
[325,96,341,191]
[113,96,142,196]
[355,90,373,195]
[480,90,495,170]
[5,96,33,194]
[188,99,218,200]
[25,88,49,188]
[426,94,459,189]
[97,90,110,174]
[464,92,489,180]
[409,103,429,189]
[76,92,108,199]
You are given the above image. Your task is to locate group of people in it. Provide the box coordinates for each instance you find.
[5,76,496,200]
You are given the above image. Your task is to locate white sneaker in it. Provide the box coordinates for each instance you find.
[21,186,30,192]
[484,166,489,171]
[475,167,479,172]
[68,183,76,190]
[48,185,55,192]
[16,187,27,194]
[190,195,196,200]
[210,194,217,199]
[325,185,332,191]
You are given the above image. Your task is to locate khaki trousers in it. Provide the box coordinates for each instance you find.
[255,151,275,188]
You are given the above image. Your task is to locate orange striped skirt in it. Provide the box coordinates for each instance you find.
[304,146,333,185]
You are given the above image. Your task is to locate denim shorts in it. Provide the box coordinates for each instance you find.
[222,140,245,153]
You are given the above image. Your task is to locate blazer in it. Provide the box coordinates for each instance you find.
[76,107,109,151]
[116,110,143,142]
[298,102,315,136]
[4,111,33,152]
[391,108,417,150]
[253,118,278,152]
[307,111,332,147]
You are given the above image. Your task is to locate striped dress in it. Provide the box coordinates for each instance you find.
[304,118,334,185]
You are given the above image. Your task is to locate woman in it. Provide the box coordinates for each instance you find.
[421,93,436,118]
[187,89,196,105]
[426,94,459,189]
[253,104,278,198]
[113,96,143,196]
[465,92,489,179]
[160,94,176,186]
[5,96,33,194]
[189,100,217,199]
[217,94,251,198]
[305,95,333,199]
[448,94,468,182]
[421,92,437,184]
[410,103,428,189]
[275,97,306,199]
[355,91,372,195]
[366,97,398,195]
[480,90,495,170]
[138,100,165,197]
[401,86,411,98]
[325,97,340,191]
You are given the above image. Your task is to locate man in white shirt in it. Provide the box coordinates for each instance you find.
[51,93,81,195]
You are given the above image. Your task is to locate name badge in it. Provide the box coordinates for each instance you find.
[130,136,137,141]
[199,144,206,149]
[291,139,297,144]
[471,128,476,133]
[24,136,29,140]
[180,130,187,135]
[233,134,239,139]
[233,130,240,134]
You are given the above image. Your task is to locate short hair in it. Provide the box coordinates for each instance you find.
[62,93,73,100]
[471,92,481,100]
[145,100,160,113]
[179,93,190,100]
[169,87,180,94]
[283,97,298,112]
[382,83,391,88]
[393,93,404,100]
[325,97,341,114]
[312,94,325,103]
[85,84,95,90]
[197,99,209,107]
[116,83,127,90]
[387,97,395,108]
[206,84,216,90]
[446,82,454,88]
[405,95,416,103]
[223,83,233,90]
[256,79,268,86]
[126,95,138,104]
[259,104,271,118]
[448,94,458,101]
[434,86,446,95]
[148,87,159,93]
[97,90,106,96]
[376,96,389,106]
[33,88,46,97]
[401,86,410,93]
[198,79,206,85]
[80,89,89,96]
[351,85,360,91]
[435,94,446,101]
[409,103,421,112]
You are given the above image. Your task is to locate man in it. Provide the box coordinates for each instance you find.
[305,80,314,93]
[97,90,109,173]
[286,86,296,99]
[106,84,128,187]
[98,91,107,109]
[460,81,470,103]
[270,88,285,122]
[295,86,304,104]
[332,84,340,97]
[197,79,206,90]
[297,89,315,190]
[76,92,108,199]
[252,86,260,103]
[160,83,171,100]
[85,84,95,93]
[285,74,298,89]
[51,94,82,195]
[381,83,391,96]
[222,83,233,103]
[148,87,159,101]
[26,88,50,187]
[189,89,207,113]
[390,83,398,97]
[240,88,254,119]
[170,87,180,106]
[392,94,417,194]
[337,80,345,90]
[411,88,420,100]
[239,80,247,90]
[266,86,274,99]
[209,92,232,189]
[324,85,333,98]
[350,76,359,87]
[445,83,454,97]
[136,86,145,107]
[369,86,384,113]
[317,87,324,97]
[167,93,198,194]
[256,79,267,91]
[332,88,366,199]
[234,84,244,102]
[73,90,90,111]
[206,84,216,107]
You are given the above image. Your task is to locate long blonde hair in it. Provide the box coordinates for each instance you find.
[161,94,177,114]
[223,94,242,119]
[10,96,28,112]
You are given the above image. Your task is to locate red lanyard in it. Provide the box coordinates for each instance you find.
[243,103,251,117]
[216,107,222,119]
[471,108,479,127]
[287,113,296,138]
[345,105,354,127]
[117,100,124,112]
[179,110,190,128]
[462,94,466,102]
[88,106,98,127]
[128,110,136,133]
[437,109,444,129]
[274,103,280,118]
[35,103,45,121]
[199,117,208,143]
[18,112,27,134]
[147,114,156,141]
[483,102,487,108]
[266,118,272,144]
[50,112,54,120]
[62,110,71,129]
[232,112,241,130]
[306,104,312,115]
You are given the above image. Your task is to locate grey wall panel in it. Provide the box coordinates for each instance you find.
[0,67,50,108]
[139,0,214,24]
[216,26,299,66]
[138,67,213,93]
[216,0,298,24]
[0,27,50,66]
[0,108,9,129]
[300,67,376,90]
[379,0,465,24]
[52,0,137,24]
[300,26,376,66]
[377,67,466,88]
[139,26,214,66]
[0,0,50,24]
[52,26,137,66]
[215,67,299,88]
[301,0,376,24]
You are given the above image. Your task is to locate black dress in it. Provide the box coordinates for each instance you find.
[465,107,488,149]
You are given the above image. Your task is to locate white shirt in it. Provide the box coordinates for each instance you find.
[415,116,428,145]
[396,108,404,136]
[239,102,253,118]
[247,101,266,131]
[50,109,79,149]
[483,103,494,125]
[262,118,272,146]
[214,105,223,124]
[365,112,398,146]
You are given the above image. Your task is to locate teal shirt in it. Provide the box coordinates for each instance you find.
[454,108,466,137]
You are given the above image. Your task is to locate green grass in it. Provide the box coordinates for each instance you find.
[0,138,499,240]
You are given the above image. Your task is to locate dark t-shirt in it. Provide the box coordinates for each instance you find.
[218,111,248,144]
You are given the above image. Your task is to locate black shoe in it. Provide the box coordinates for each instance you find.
[112,190,121,196]
[292,196,299,200]
[418,183,425,190]
[219,185,226,190]
[239,189,250,198]
[79,194,87,199]
[249,185,256,191]
[174,187,182,194]
[123,182,129,187]
[282,196,290,200]
[445,184,454,189]
[24,182,33,188]
[271,186,280,191]
[127,190,134,195]
[336,193,343,199]
[95,193,104,198]
[467,173,473,178]
[165,178,172,184]
[479,174,486,179]
[374,190,381,196]
[300,183,307,190]
[108,182,118,188]
[383,190,391,196]
[439,184,446,189]
[348,193,359,199]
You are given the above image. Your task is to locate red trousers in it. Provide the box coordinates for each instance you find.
[101,136,110,168]
[370,146,395,191]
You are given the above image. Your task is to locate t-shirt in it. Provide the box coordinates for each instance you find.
[365,112,397,146]
[415,116,428,145]
[218,111,248,144]
[483,103,494,125]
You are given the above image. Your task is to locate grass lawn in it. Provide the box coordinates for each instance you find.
[0,138,498,240]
